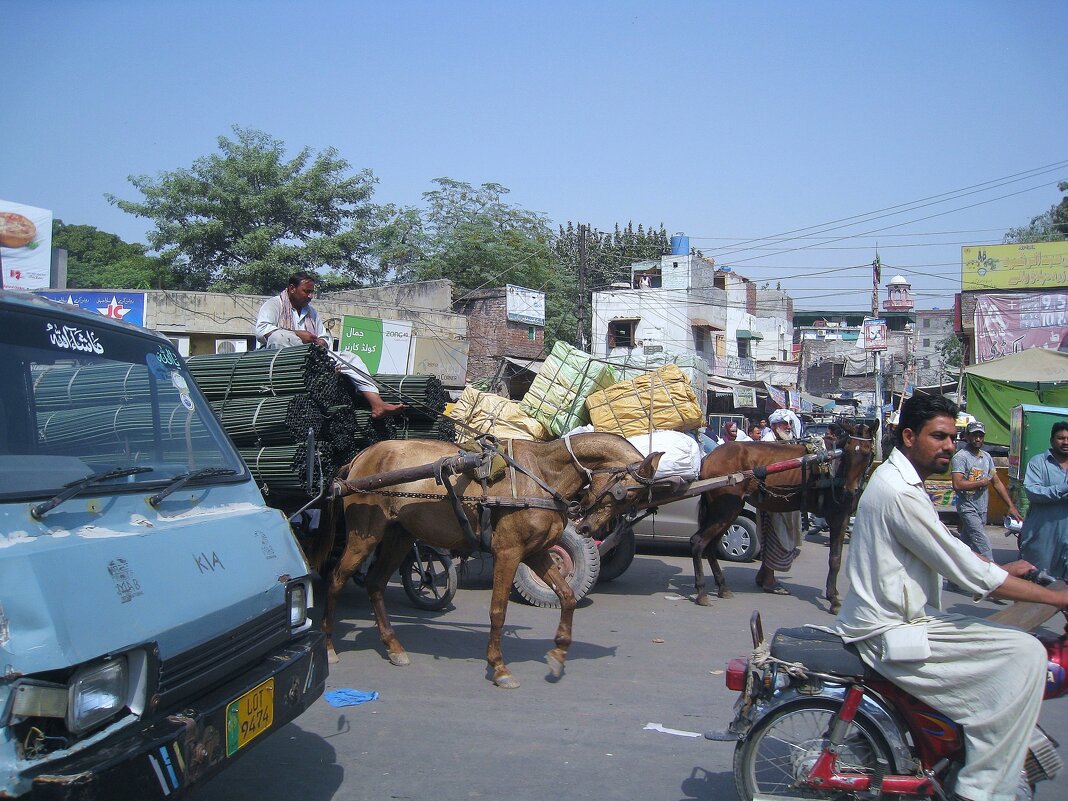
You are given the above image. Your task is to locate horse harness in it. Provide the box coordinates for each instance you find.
[332,435,652,553]
[754,433,871,519]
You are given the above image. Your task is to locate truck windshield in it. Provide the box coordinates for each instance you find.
[0,307,245,501]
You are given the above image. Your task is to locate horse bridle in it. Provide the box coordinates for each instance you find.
[564,437,656,518]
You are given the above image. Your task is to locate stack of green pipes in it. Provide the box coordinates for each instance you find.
[372,374,455,443]
[209,396,324,447]
[37,402,213,460]
[238,443,333,499]
[186,344,343,406]
[32,362,153,410]
[324,405,395,466]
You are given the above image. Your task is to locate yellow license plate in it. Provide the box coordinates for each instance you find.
[225,678,274,756]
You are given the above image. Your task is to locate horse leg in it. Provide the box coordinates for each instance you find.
[323,521,381,664]
[364,528,416,666]
[825,513,847,614]
[485,548,525,689]
[689,529,715,606]
[704,537,733,599]
[523,548,577,680]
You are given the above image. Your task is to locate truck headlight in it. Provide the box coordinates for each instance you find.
[67,657,128,734]
[288,580,310,631]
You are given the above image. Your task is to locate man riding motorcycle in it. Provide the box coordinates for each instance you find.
[833,394,1068,801]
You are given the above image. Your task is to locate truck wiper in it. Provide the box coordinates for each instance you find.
[31,466,156,520]
[147,467,239,507]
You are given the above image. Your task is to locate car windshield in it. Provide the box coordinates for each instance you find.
[0,305,245,500]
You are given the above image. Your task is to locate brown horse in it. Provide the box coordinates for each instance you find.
[688,423,875,612]
[307,433,660,688]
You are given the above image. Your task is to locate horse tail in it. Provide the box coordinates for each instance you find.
[306,463,350,574]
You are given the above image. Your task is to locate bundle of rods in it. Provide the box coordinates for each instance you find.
[210,396,324,447]
[32,363,153,411]
[186,345,343,405]
[238,444,334,499]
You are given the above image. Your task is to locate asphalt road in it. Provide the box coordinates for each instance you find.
[190,529,1068,801]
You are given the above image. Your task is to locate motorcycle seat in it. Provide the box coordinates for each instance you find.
[770,626,875,678]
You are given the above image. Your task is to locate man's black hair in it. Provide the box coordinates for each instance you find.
[896,394,958,447]
[287,271,316,288]
[1051,421,1068,440]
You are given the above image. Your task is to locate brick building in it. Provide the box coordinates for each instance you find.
[453,287,544,392]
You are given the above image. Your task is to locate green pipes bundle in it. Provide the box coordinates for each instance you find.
[238,444,334,498]
[372,374,456,443]
[209,396,324,447]
[186,345,343,406]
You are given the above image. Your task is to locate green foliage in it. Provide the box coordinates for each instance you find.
[406,178,555,295]
[52,220,169,289]
[1004,180,1068,243]
[107,126,398,293]
[936,334,963,369]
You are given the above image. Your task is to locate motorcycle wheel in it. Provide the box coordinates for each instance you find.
[400,544,457,611]
[733,699,895,800]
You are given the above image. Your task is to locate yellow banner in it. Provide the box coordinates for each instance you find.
[961,241,1068,291]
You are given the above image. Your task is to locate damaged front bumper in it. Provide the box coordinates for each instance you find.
[16,633,327,800]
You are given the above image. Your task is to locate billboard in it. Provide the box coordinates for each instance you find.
[37,290,146,328]
[1,199,53,291]
[505,284,545,326]
[408,337,470,387]
[338,314,413,374]
[973,291,1068,363]
[961,242,1068,292]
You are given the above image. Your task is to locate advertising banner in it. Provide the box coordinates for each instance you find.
[973,291,1068,363]
[505,284,545,325]
[408,337,470,387]
[731,385,756,408]
[862,318,887,351]
[962,242,1068,292]
[767,385,787,409]
[1,199,53,291]
[339,315,413,374]
[38,290,146,328]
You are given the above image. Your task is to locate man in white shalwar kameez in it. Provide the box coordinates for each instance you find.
[755,409,804,594]
[834,393,1068,801]
[255,272,404,418]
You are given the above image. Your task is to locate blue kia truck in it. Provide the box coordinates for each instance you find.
[0,291,327,799]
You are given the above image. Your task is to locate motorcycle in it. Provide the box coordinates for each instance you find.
[707,570,1067,800]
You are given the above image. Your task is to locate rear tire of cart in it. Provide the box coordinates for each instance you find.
[513,525,600,607]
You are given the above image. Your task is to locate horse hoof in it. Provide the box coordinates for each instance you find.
[718,589,734,599]
[695,594,713,607]
[829,602,842,615]
[495,674,521,689]
[546,652,565,678]
[327,648,340,665]
[388,652,411,667]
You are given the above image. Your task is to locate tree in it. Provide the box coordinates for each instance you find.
[52,220,169,289]
[405,178,555,296]
[107,126,398,293]
[1004,181,1068,243]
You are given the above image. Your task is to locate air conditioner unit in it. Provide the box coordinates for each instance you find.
[215,338,248,354]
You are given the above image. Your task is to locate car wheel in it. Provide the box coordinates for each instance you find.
[717,515,759,562]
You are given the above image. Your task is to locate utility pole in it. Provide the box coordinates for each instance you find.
[871,253,883,460]
[576,224,588,352]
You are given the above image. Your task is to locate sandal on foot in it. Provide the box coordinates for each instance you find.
[762,583,791,596]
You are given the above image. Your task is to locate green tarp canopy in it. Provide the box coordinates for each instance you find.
[963,349,1068,445]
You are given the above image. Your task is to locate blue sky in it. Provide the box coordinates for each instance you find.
[3,0,1066,310]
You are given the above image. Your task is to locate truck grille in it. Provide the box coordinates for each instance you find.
[157,606,289,709]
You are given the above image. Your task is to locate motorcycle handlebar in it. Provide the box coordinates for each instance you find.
[1024,567,1056,587]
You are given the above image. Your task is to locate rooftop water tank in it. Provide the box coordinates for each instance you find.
[670,232,689,255]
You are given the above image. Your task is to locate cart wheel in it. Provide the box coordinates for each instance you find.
[400,543,457,611]
[513,525,600,607]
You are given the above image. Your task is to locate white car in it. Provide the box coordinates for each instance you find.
[630,493,760,561]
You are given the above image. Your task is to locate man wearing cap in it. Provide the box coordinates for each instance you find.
[951,420,1020,559]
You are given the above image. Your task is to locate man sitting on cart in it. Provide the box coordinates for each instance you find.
[255,271,405,419]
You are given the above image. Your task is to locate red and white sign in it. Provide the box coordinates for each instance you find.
[973,292,1068,363]
[862,319,887,351]
[1,199,53,291]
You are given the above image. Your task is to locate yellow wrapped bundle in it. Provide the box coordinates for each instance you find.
[585,363,704,437]
[447,386,550,441]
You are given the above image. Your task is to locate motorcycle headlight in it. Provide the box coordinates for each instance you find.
[67,657,128,734]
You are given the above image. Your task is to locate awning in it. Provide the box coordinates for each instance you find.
[736,329,763,339]
[500,356,545,374]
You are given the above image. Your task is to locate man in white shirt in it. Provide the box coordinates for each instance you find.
[255,272,404,418]
[834,393,1068,801]
[754,409,804,594]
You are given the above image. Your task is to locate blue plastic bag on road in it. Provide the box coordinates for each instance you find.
[324,689,379,707]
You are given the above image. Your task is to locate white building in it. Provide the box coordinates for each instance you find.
[591,250,793,382]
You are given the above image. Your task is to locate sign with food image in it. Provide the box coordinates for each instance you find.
[1,199,53,291]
